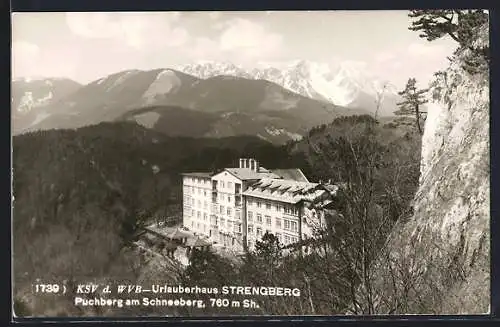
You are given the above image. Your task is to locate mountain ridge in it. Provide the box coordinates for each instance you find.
[177,60,402,116]
[16,68,367,144]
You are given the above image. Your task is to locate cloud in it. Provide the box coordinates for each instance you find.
[219,18,283,58]
[374,51,396,63]
[188,37,222,60]
[65,12,188,49]
[11,40,79,79]
[209,12,222,20]
[11,41,41,77]
[407,42,446,57]
[185,18,284,64]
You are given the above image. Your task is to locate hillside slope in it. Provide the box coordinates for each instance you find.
[11,78,82,133]
[13,121,309,316]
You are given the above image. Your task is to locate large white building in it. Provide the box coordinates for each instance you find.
[182,158,338,253]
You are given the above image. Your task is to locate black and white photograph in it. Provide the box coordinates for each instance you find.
[11,10,490,318]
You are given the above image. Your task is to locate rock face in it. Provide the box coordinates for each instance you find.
[362,25,489,314]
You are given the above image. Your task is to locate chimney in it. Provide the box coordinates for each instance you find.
[245,158,249,169]
[239,158,244,168]
[250,159,255,171]
[255,159,260,172]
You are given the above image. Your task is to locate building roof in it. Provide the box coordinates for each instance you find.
[185,237,212,247]
[224,168,281,181]
[242,178,335,204]
[272,169,309,182]
[168,228,192,240]
[181,172,212,178]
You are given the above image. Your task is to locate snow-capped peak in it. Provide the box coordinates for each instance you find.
[177,60,399,108]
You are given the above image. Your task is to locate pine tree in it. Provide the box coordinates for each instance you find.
[408,10,488,51]
[396,78,428,135]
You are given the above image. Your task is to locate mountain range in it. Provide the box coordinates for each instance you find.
[11,60,402,144]
[178,60,402,115]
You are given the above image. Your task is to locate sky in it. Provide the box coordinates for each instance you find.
[11,11,458,89]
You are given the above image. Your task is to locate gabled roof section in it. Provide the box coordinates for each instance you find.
[224,168,281,181]
[242,178,337,204]
[185,237,212,247]
[181,172,213,178]
[272,169,310,182]
[168,228,192,240]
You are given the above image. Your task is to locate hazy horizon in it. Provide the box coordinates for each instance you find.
[12,10,458,89]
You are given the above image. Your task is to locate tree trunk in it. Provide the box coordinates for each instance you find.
[415,104,423,135]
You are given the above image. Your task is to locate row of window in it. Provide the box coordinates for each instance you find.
[190,220,208,233]
[217,218,242,233]
[246,227,299,245]
[186,209,297,231]
[188,218,299,247]
[215,180,233,189]
[185,177,210,185]
[184,186,210,197]
[185,197,234,211]
[247,211,298,232]
[247,199,300,215]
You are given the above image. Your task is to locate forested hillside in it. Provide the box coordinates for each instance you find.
[12,115,421,316]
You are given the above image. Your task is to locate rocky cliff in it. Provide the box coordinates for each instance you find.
[361,24,490,314]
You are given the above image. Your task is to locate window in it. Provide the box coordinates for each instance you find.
[266,202,271,210]
[197,222,200,229]
[227,221,232,230]
[284,206,290,214]
[221,181,225,188]
[248,199,252,206]
[228,195,231,203]
[274,217,280,228]
[237,224,242,233]
[257,214,263,224]
[257,201,262,208]
[227,207,232,216]
[197,211,201,218]
[275,203,280,211]
[191,221,194,228]
[204,190,207,197]
[291,221,298,232]
[266,216,271,226]
[277,233,282,243]
[220,205,224,214]
[248,211,253,222]
[204,213,207,221]
[248,225,254,234]
[284,235,290,244]
[256,227,262,237]
[284,220,290,230]
[221,218,225,226]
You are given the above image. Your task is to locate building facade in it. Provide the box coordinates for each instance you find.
[182,158,337,253]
